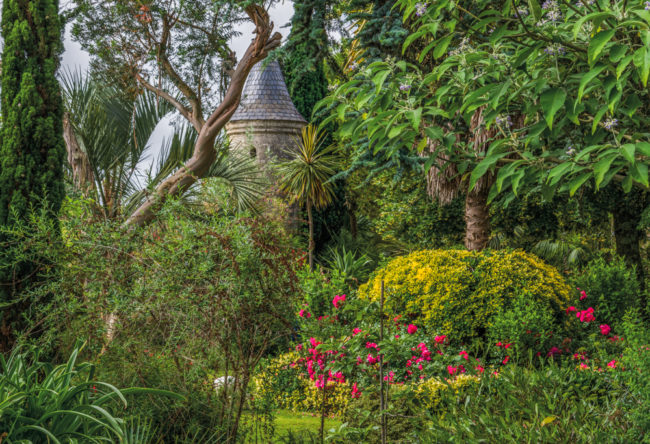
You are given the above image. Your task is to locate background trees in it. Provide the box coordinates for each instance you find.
[322,0,650,278]
[0,0,65,349]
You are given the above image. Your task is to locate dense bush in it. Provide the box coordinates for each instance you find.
[571,255,641,328]
[253,352,351,417]
[20,195,301,442]
[359,250,571,343]
[422,363,632,443]
[487,292,559,360]
[620,310,650,442]
[414,374,479,412]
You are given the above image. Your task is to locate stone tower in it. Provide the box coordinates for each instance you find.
[226,60,307,165]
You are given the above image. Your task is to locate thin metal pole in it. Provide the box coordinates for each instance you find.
[379,281,387,444]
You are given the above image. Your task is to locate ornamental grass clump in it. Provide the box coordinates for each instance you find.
[359,249,571,343]
[0,341,181,443]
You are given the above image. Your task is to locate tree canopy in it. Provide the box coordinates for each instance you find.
[324,0,650,204]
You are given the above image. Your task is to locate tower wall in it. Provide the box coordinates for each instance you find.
[226,119,306,166]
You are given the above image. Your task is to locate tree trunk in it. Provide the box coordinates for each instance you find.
[612,205,645,290]
[308,198,315,271]
[124,6,281,228]
[63,112,95,196]
[464,189,490,251]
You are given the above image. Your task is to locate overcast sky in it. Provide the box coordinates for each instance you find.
[56,1,295,178]
[61,2,295,71]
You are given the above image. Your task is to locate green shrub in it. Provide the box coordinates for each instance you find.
[0,341,180,443]
[620,309,650,443]
[488,292,559,359]
[572,255,641,328]
[24,197,301,442]
[253,352,351,417]
[338,384,426,444]
[297,266,350,319]
[359,249,571,343]
[422,364,630,442]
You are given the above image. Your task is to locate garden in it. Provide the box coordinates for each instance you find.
[1,0,650,442]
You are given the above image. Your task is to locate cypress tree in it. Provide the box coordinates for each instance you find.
[0,0,65,345]
[282,0,330,121]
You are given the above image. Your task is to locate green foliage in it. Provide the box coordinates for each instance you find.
[338,385,425,444]
[324,245,372,286]
[16,194,300,442]
[350,168,465,249]
[297,265,350,320]
[572,255,641,327]
[346,0,410,63]
[359,249,571,343]
[422,364,632,442]
[282,0,331,121]
[0,341,180,443]
[619,309,650,442]
[488,292,558,360]
[0,0,66,311]
[323,0,650,219]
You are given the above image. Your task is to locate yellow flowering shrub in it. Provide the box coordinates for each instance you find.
[414,375,480,411]
[252,352,350,417]
[359,249,571,341]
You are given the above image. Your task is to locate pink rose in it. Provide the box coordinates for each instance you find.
[332,294,346,309]
[407,324,418,334]
[600,324,611,336]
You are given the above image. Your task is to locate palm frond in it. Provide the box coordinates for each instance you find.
[277,124,341,209]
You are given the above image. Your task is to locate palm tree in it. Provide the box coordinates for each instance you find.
[61,71,264,219]
[278,124,340,270]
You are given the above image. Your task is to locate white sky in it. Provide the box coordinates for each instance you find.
[57,2,295,178]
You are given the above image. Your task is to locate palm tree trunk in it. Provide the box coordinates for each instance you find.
[464,189,490,251]
[307,197,315,271]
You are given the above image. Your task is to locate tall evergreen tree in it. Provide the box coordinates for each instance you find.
[0,0,66,345]
[282,0,330,121]
[348,0,409,63]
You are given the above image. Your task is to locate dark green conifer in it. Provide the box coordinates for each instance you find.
[0,0,65,343]
[282,0,330,121]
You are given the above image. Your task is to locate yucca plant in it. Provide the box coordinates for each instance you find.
[0,341,182,443]
[278,124,341,270]
[324,245,372,286]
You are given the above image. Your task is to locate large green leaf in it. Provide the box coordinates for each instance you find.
[588,29,615,66]
[633,46,650,86]
[540,88,566,129]
[578,65,606,102]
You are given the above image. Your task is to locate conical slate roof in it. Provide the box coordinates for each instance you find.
[230,60,306,123]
